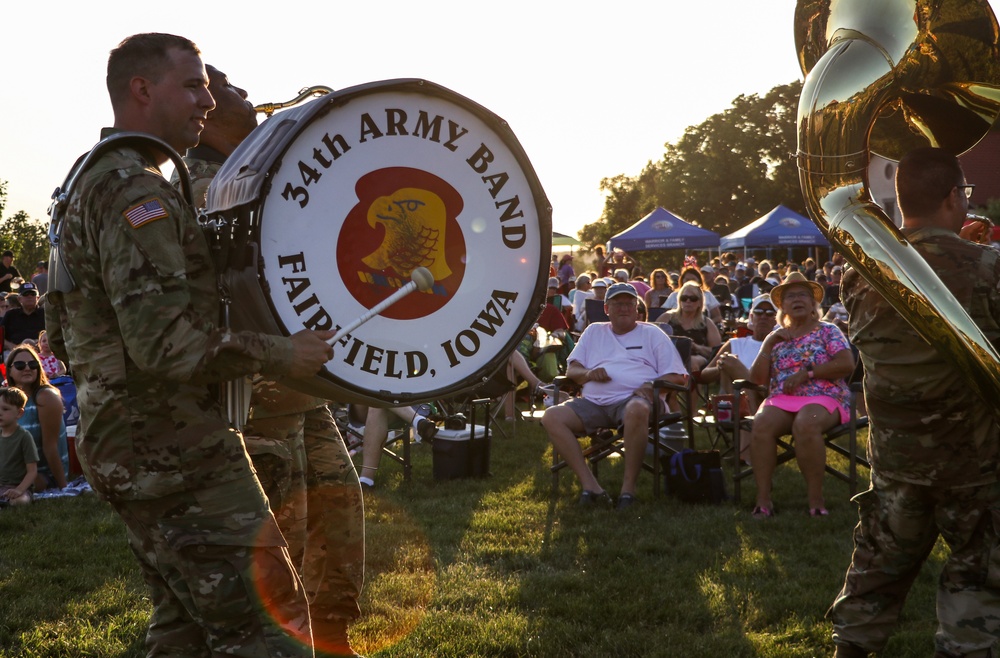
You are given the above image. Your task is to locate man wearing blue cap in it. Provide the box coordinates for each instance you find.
[542,282,688,509]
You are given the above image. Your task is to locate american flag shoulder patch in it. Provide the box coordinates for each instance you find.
[123,198,169,228]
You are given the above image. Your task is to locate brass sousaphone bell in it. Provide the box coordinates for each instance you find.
[795,0,1000,408]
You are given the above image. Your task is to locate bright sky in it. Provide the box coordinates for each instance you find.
[4,0,972,243]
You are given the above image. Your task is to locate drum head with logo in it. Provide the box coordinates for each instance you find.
[208,79,552,405]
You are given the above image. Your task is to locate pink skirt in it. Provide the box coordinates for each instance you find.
[763,394,849,424]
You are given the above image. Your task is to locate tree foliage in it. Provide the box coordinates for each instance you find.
[0,181,50,277]
[578,81,804,269]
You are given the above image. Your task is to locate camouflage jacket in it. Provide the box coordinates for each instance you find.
[842,226,1000,487]
[46,128,295,500]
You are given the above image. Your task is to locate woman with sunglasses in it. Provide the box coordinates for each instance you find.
[747,272,855,519]
[657,281,722,373]
[661,266,724,326]
[5,345,68,491]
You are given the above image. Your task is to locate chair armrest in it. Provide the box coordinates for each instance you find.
[733,379,767,395]
[651,378,689,393]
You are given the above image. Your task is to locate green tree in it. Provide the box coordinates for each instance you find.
[579,81,804,270]
[0,180,50,280]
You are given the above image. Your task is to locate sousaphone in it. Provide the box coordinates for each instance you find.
[795,0,1000,407]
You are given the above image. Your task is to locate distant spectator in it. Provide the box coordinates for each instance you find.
[0,386,36,506]
[579,278,609,328]
[0,251,19,294]
[36,331,66,379]
[2,283,45,350]
[542,276,573,320]
[568,273,590,306]
[629,274,650,298]
[728,262,748,292]
[601,248,636,277]
[803,257,818,281]
[592,246,606,274]
[31,262,47,295]
[823,265,843,308]
[557,254,575,290]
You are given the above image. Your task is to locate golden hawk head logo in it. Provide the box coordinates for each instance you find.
[338,167,465,320]
[362,188,453,281]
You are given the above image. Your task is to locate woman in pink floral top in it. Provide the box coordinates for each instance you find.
[747,272,856,519]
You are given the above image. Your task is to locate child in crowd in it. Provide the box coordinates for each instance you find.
[0,386,37,506]
[36,331,67,379]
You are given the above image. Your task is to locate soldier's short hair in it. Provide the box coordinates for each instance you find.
[107,33,201,107]
[896,147,965,219]
[0,386,28,410]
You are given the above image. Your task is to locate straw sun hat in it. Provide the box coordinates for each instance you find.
[769,271,824,307]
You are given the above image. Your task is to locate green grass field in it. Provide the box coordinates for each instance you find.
[0,420,945,657]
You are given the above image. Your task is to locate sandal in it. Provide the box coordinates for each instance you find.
[809,507,829,517]
[751,505,775,520]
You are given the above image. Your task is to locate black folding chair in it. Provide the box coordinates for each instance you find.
[730,380,870,504]
[549,376,691,498]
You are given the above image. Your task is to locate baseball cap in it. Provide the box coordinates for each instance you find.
[606,282,638,301]
[18,282,38,296]
[547,276,560,288]
[735,263,746,271]
[832,265,843,272]
[592,278,608,288]
[749,293,775,313]
[700,264,714,274]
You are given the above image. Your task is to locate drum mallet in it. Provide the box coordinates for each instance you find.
[328,266,435,345]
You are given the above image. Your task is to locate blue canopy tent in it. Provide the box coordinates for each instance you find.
[719,205,829,250]
[608,207,720,252]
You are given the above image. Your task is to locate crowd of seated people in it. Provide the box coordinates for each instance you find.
[18,242,868,513]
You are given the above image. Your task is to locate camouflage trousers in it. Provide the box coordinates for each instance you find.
[112,475,313,657]
[245,405,365,653]
[829,469,1000,656]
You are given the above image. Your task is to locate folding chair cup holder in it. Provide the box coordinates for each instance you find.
[729,379,870,505]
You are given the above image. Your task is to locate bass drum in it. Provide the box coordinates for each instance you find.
[206,79,552,406]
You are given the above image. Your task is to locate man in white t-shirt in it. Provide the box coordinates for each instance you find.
[698,293,776,464]
[542,282,688,509]
[700,293,776,394]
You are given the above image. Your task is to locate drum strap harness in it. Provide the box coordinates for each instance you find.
[48,132,193,294]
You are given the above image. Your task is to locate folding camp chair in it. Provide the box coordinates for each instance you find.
[730,380,870,504]
[584,297,610,324]
[549,376,691,498]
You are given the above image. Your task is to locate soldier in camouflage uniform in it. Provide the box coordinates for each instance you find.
[830,147,1000,658]
[45,34,337,657]
[180,65,364,658]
